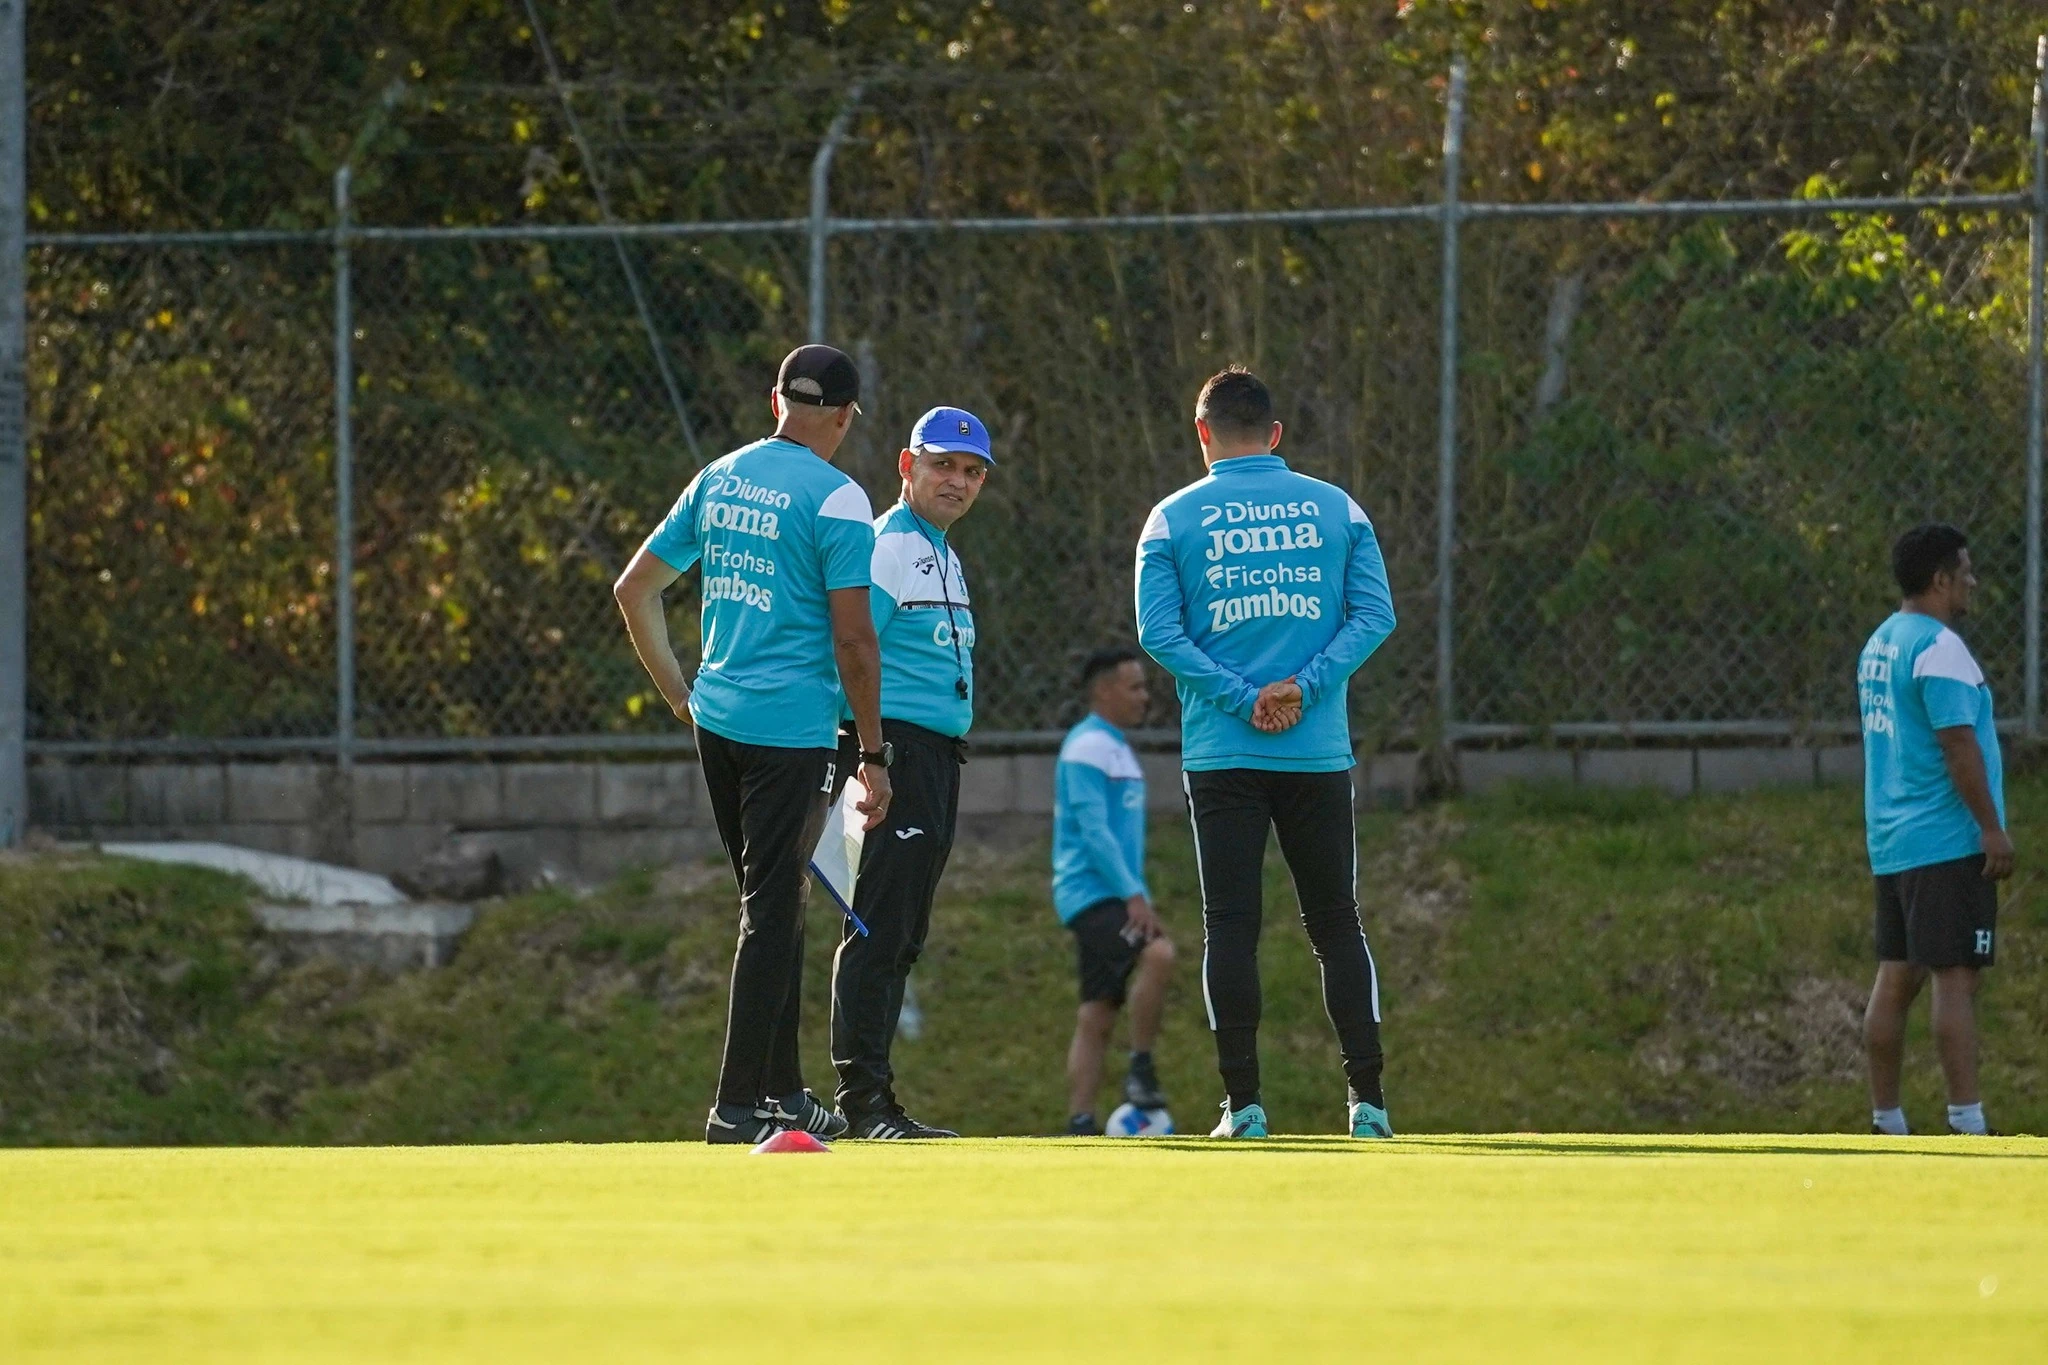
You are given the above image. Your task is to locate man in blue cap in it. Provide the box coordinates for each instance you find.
[827,405,993,1139]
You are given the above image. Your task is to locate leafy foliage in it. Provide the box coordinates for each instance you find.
[22,4,2048,740]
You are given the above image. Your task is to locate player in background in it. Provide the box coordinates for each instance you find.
[826,406,994,1140]
[1857,523,2013,1137]
[613,344,892,1145]
[1052,647,1176,1136]
[1136,365,1396,1140]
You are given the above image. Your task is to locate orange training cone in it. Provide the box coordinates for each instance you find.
[752,1129,830,1154]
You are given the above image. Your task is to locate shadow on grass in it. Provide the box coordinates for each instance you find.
[1404,1135,2047,1160]
[1027,1134,2046,1161]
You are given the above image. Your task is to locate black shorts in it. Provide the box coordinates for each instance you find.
[1874,853,1998,969]
[1067,898,1144,1005]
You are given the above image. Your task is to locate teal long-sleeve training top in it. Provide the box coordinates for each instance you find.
[1134,453,1395,772]
[1051,714,1149,922]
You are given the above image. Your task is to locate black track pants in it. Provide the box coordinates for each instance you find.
[829,720,962,1113]
[1183,767,1384,1110]
[698,727,836,1108]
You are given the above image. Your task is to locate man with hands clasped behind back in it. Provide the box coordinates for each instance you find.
[1135,365,1398,1140]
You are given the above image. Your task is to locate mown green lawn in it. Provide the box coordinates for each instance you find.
[3,1135,2043,1363]
[2,770,2043,1143]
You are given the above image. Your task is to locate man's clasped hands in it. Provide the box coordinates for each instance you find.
[1251,678,1303,734]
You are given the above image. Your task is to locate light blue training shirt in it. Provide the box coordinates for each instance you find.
[644,437,875,749]
[1052,714,1149,922]
[1135,453,1396,772]
[860,500,976,738]
[1858,611,2004,875]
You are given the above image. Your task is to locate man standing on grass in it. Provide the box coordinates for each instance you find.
[825,406,994,1140]
[1136,365,1396,1141]
[613,343,894,1146]
[1053,646,1177,1136]
[1857,522,2012,1138]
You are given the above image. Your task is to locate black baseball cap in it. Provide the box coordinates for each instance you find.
[776,344,862,412]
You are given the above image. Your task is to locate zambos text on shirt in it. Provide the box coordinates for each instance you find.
[705,572,774,612]
[1210,587,1324,633]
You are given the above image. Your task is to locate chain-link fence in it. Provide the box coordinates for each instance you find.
[1453,206,2036,739]
[22,82,2048,758]
[26,240,337,746]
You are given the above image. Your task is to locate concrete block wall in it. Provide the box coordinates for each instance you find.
[31,759,725,886]
[28,744,1861,884]
[1457,745,1862,798]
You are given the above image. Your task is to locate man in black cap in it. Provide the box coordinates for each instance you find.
[615,343,896,1144]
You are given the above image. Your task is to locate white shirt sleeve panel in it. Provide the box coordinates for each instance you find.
[869,531,922,601]
[1058,729,1145,780]
[1139,503,1171,544]
[1912,628,1985,687]
[819,481,874,524]
[1344,493,1373,526]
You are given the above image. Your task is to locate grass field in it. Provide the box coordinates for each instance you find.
[4,1134,2043,1362]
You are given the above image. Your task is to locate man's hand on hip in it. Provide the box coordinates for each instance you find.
[1981,827,2016,881]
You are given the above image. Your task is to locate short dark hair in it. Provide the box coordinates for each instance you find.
[1196,365,1276,442]
[1891,522,1969,595]
[1080,645,1142,693]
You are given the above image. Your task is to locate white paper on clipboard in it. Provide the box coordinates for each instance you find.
[808,778,870,937]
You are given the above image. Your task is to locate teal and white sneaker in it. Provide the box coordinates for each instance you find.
[1349,1099,1394,1139]
[1210,1101,1269,1138]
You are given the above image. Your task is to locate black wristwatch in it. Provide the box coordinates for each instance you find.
[859,741,895,769]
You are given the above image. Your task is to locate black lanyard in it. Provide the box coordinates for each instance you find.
[904,503,970,701]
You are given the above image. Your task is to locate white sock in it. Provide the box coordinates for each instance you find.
[1948,1102,1988,1135]
[1872,1107,1908,1136]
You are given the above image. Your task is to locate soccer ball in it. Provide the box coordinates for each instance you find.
[1104,1102,1175,1137]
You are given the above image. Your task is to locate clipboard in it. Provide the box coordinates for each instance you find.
[808,777,871,937]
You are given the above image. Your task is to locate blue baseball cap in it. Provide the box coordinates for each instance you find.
[909,406,994,465]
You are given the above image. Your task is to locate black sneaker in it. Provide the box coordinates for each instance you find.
[841,1104,959,1140]
[705,1102,781,1145]
[768,1089,849,1139]
[1123,1063,1168,1111]
[1067,1114,1103,1137]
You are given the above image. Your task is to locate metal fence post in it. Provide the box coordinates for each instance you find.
[2028,35,2046,737]
[808,85,865,344]
[334,167,357,771]
[0,0,24,845]
[1434,57,1469,751]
